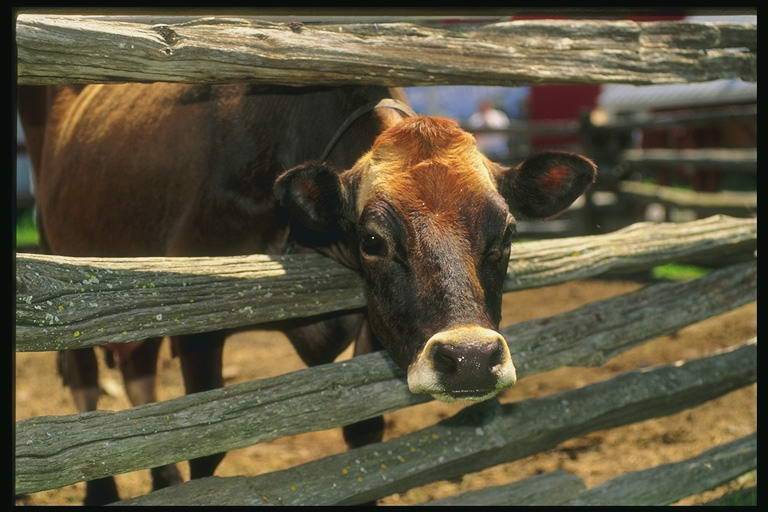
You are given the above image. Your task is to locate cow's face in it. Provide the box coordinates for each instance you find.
[276,117,596,402]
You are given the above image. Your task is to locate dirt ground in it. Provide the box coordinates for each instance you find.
[15,278,756,505]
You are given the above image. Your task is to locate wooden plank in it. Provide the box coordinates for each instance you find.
[702,485,756,506]
[113,341,756,505]
[619,181,756,210]
[15,215,756,352]
[15,262,756,495]
[595,104,756,130]
[16,16,755,86]
[79,15,507,25]
[424,470,585,505]
[621,148,756,172]
[566,434,756,505]
[465,119,580,136]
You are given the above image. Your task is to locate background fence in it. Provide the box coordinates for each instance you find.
[14,14,757,505]
[457,102,756,239]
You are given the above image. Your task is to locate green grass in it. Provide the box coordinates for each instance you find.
[651,262,710,282]
[15,209,40,248]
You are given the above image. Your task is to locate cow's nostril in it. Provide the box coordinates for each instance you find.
[432,344,458,375]
[488,343,504,368]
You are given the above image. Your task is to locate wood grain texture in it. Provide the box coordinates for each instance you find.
[16,16,755,86]
[112,341,756,505]
[424,470,585,505]
[595,104,756,131]
[702,485,756,506]
[429,451,756,507]
[566,434,756,505]
[15,216,756,352]
[15,262,755,495]
[621,148,756,172]
[619,182,757,211]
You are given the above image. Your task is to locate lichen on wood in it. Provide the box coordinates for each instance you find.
[15,216,757,352]
[15,262,755,495]
[112,341,756,505]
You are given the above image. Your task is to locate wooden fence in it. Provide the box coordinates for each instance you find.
[459,106,756,236]
[579,102,756,226]
[14,14,757,506]
[17,16,755,86]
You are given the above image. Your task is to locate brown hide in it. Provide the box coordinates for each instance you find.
[343,117,513,368]
[19,83,408,391]
[26,84,408,258]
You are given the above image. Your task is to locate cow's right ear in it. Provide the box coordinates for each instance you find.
[274,161,347,247]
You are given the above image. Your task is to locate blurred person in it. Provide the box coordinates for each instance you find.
[468,99,511,160]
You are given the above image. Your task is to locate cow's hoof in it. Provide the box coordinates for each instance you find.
[84,476,120,505]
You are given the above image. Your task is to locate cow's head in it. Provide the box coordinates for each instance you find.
[275,117,596,402]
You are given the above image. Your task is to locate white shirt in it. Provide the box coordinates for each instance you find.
[468,109,511,158]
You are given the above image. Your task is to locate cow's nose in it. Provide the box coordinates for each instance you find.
[407,325,517,401]
[431,340,504,396]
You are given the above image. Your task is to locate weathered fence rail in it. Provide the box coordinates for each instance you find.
[466,119,579,136]
[578,102,756,239]
[15,14,758,505]
[429,434,756,506]
[15,215,756,352]
[594,104,756,131]
[703,485,756,506]
[112,341,755,505]
[16,16,756,86]
[15,261,755,494]
[621,148,756,172]
[565,433,756,506]
[619,181,756,212]
[425,470,586,506]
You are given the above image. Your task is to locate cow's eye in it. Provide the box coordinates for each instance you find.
[361,232,386,257]
[485,248,503,263]
[485,224,515,264]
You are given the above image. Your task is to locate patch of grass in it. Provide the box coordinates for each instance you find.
[16,209,39,248]
[651,262,710,282]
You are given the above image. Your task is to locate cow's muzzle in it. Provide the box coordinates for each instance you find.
[407,325,517,402]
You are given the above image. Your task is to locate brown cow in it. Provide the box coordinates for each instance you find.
[18,83,595,504]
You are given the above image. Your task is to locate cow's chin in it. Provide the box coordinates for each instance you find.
[428,389,501,403]
[407,370,508,403]
[406,351,517,403]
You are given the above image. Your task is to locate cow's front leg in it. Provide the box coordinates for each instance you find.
[283,313,384,446]
[116,338,183,490]
[283,312,363,367]
[342,320,385,449]
[173,331,228,479]
[58,348,120,505]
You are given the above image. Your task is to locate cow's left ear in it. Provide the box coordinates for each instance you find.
[494,151,597,219]
[274,161,348,247]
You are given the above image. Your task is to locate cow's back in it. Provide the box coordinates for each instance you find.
[28,83,400,258]
[34,83,215,256]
